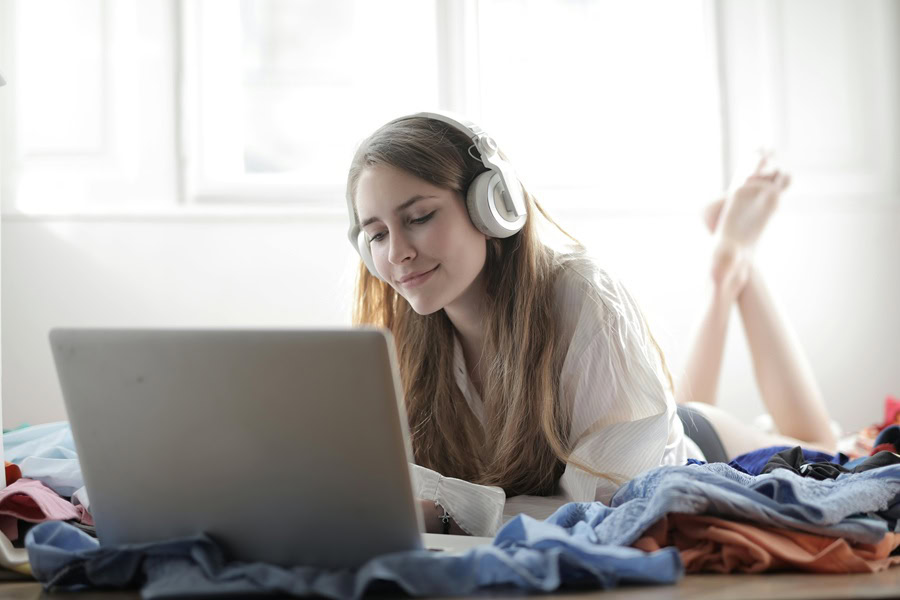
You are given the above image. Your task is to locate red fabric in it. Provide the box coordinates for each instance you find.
[882,396,900,432]
[4,462,22,486]
[871,443,897,457]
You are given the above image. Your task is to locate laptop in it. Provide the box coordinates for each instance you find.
[49,328,493,569]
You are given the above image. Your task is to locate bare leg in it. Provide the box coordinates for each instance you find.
[675,270,737,407]
[677,272,836,457]
[675,197,745,407]
[683,401,836,458]
[736,266,836,450]
[677,154,837,455]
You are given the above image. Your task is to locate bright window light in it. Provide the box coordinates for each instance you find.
[189,0,441,203]
[475,0,723,209]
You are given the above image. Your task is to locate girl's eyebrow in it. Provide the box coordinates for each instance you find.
[360,195,437,228]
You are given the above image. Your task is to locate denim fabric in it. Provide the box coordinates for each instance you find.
[27,461,900,598]
[26,517,682,599]
[22,419,900,598]
[599,462,899,545]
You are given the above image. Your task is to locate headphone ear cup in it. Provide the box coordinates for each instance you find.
[465,171,497,237]
[356,231,384,281]
[466,171,526,238]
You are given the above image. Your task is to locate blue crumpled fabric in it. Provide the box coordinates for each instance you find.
[26,461,900,598]
[687,445,844,475]
[3,421,84,497]
[26,516,682,599]
[603,461,900,545]
[726,445,843,475]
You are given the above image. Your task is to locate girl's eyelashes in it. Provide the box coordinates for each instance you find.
[410,210,436,226]
[369,210,437,244]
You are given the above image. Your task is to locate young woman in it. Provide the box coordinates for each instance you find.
[345,113,838,537]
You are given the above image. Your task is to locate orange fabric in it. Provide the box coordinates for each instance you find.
[5,462,22,486]
[632,513,900,574]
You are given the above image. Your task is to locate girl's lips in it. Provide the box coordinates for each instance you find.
[399,265,438,288]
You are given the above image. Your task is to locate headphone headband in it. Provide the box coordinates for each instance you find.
[414,111,526,217]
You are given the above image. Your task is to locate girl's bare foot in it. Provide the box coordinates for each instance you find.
[705,154,791,299]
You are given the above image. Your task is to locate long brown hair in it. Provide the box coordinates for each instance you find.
[347,116,646,496]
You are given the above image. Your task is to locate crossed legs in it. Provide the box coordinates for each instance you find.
[675,156,838,458]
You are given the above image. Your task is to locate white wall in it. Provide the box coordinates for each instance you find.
[3,203,898,433]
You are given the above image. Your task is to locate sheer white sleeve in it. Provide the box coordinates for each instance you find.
[409,463,506,537]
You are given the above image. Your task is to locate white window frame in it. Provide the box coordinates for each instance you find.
[0,0,180,216]
[181,0,469,209]
[714,0,900,211]
[2,0,895,218]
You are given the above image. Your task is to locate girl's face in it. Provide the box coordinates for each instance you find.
[355,164,488,315]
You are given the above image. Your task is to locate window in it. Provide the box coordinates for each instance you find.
[474,0,723,209]
[187,0,442,205]
[1,0,723,214]
[2,0,178,213]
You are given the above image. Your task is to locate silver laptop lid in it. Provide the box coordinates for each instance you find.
[49,328,424,569]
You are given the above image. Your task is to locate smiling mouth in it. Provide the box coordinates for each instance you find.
[399,266,438,286]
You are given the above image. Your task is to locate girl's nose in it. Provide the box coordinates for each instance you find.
[388,231,416,265]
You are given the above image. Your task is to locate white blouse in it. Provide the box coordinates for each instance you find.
[409,255,705,537]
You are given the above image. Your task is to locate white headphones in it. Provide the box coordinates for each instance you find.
[346,110,527,282]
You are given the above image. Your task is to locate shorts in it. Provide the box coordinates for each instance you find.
[677,404,729,463]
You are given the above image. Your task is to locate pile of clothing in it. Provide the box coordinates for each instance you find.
[5,421,900,599]
[627,443,900,574]
[0,423,95,577]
